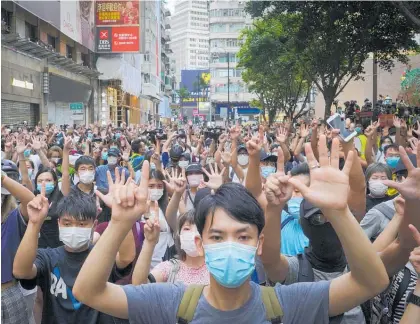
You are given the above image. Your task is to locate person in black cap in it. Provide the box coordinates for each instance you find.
[95,147,129,192]
[360,153,417,242]
[260,150,277,181]
[183,163,204,212]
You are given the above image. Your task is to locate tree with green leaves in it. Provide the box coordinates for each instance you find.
[401,68,420,106]
[246,1,420,118]
[176,87,190,117]
[238,16,313,124]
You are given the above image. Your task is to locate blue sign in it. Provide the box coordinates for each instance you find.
[215,102,260,115]
[180,69,210,107]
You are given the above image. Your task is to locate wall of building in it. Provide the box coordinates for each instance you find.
[314,54,420,117]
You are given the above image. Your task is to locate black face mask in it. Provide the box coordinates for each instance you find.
[300,215,347,272]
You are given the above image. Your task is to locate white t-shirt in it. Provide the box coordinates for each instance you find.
[229,166,248,184]
[150,208,174,269]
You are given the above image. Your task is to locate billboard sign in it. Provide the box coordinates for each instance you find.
[95,0,140,53]
[180,70,210,107]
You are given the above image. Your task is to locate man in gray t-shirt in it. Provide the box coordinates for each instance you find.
[123,280,330,324]
[284,256,365,324]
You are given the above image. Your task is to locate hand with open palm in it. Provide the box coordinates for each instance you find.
[288,135,354,213]
[265,146,293,207]
[164,168,186,194]
[202,163,225,190]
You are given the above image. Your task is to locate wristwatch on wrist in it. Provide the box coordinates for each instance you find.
[407,291,420,307]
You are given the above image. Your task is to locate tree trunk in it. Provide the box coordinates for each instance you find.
[323,88,336,120]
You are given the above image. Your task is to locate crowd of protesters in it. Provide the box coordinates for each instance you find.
[1,116,420,324]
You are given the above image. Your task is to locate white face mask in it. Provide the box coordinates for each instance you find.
[149,188,164,201]
[179,160,189,169]
[237,154,249,166]
[51,157,60,164]
[187,174,203,187]
[368,180,388,197]
[180,231,199,257]
[78,171,95,184]
[107,156,118,165]
[59,227,92,250]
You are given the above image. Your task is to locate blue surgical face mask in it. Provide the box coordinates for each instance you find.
[355,127,362,135]
[204,241,257,288]
[261,166,276,179]
[87,133,93,140]
[101,152,108,160]
[24,149,31,158]
[37,182,55,195]
[287,197,303,217]
[386,156,400,169]
[115,133,121,139]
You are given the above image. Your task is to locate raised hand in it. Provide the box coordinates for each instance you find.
[394,196,405,216]
[299,124,310,138]
[364,125,375,138]
[276,127,288,143]
[311,118,319,130]
[230,125,241,140]
[407,125,414,138]
[246,136,262,157]
[409,137,418,154]
[408,225,420,276]
[221,150,232,165]
[413,121,420,137]
[288,135,354,212]
[4,135,13,152]
[30,135,42,151]
[110,161,150,223]
[265,145,293,206]
[393,116,402,128]
[16,139,30,155]
[122,146,131,162]
[143,216,160,245]
[164,168,186,194]
[63,136,73,151]
[27,182,49,225]
[202,163,225,190]
[382,145,420,201]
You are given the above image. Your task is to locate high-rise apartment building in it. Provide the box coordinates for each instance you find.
[209,0,257,119]
[170,0,209,86]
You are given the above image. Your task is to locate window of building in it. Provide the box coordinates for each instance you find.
[47,34,56,50]
[1,8,12,33]
[25,21,37,42]
[81,53,90,67]
[66,44,73,59]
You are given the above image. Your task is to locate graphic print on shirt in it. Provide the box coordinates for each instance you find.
[50,267,82,310]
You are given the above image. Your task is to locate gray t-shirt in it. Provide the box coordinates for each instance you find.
[360,199,395,241]
[284,256,365,324]
[123,280,330,323]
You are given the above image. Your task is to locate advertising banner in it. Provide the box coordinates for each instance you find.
[60,1,95,51]
[180,70,210,107]
[96,26,139,53]
[95,0,140,53]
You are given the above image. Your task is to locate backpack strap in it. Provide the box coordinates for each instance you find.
[176,285,205,324]
[281,216,294,230]
[167,259,181,283]
[260,286,283,324]
[297,251,314,283]
[392,267,411,315]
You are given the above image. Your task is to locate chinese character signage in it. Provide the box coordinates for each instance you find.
[95,0,140,53]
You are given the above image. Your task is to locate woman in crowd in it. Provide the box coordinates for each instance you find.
[365,162,396,212]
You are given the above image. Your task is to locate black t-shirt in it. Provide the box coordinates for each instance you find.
[366,194,395,213]
[38,190,64,249]
[71,184,95,196]
[20,246,131,324]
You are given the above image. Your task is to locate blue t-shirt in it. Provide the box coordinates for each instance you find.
[123,280,330,323]
[1,208,26,283]
[95,165,129,192]
[280,210,309,256]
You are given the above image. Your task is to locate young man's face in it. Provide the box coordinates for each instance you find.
[385,147,400,160]
[194,208,264,257]
[58,215,94,229]
[77,163,95,175]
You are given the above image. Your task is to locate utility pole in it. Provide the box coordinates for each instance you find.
[373,53,378,108]
[197,73,200,118]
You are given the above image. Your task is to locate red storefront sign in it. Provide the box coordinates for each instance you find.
[95,0,139,26]
[96,26,139,52]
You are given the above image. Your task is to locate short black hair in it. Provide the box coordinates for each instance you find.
[75,155,96,171]
[194,183,265,236]
[384,144,399,156]
[56,192,97,221]
[131,139,145,154]
[290,162,310,177]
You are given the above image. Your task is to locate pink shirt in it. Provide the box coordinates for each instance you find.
[153,261,210,285]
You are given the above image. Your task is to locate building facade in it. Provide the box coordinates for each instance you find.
[1,0,99,127]
[208,0,257,120]
[170,0,209,85]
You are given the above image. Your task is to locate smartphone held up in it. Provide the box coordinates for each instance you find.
[326,113,357,142]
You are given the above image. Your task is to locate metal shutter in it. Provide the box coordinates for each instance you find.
[1,100,39,127]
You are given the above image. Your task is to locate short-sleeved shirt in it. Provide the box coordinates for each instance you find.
[1,208,27,283]
[20,246,130,324]
[153,261,209,285]
[361,199,395,241]
[280,210,309,256]
[123,280,330,323]
[95,165,129,192]
[283,256,365,324]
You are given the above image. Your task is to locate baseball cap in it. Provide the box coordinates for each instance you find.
[260,150,278,162]
[300,199,322,219]
[394,154,417,174]
[108,148,121,157]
